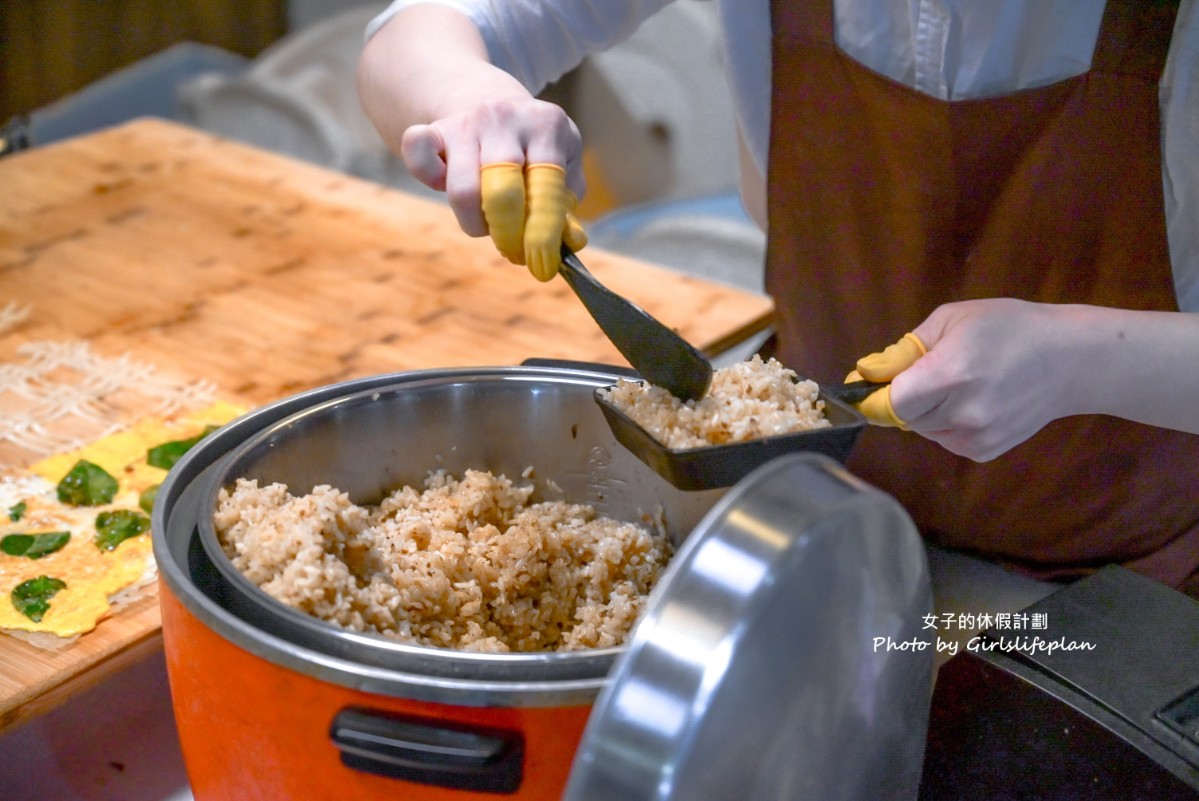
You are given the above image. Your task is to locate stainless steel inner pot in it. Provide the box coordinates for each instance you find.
[155,363,726,706]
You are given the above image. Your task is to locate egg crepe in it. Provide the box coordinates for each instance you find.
[0,400,243,648]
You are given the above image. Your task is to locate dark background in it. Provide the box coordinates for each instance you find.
[1,0,287,120]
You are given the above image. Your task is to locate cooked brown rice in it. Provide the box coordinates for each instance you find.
[214,469,671,653]
[598,354,830,448]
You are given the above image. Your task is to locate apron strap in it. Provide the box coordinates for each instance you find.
[1091,0,1179,79]
[773,0,833,43]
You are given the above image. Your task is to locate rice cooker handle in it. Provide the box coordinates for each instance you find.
[330,707,524,793]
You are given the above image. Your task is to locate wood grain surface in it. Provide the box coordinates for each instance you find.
[0,119,773,732]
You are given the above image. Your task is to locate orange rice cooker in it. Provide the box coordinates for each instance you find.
[153,363,933,800]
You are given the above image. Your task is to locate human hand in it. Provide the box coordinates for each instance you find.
[400,98,587,280]
[852,299,1076,462]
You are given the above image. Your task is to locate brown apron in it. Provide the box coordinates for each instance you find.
[765,0,1199,591]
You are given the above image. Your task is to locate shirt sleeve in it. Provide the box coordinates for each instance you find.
[716,0,771,180]
[366,0,675,95]
[1161,0,1199,313]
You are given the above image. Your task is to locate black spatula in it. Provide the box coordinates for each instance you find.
[558,246,713,401]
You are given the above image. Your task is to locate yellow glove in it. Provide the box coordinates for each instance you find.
[480,162,588,282]
[844,332,927,429]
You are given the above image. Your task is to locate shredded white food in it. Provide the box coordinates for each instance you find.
[0,340,217,462]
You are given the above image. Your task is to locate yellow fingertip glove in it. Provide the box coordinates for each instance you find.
[563,199,588,252]
[481,162,527,265]
[525,163,578,282]
[481,162,588,281]
[843,374,908,429]
[845,332,928,429]
[854,332,927,382]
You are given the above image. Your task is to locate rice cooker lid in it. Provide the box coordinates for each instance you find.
[563,452,934,801]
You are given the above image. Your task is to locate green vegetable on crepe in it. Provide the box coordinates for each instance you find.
[94,509,151,551]
[147,426,218,470]
[56,459,119,506]
[7,501,25,522]
[12,575,67,622]
[139,484,159,515]
[1,531,71,559]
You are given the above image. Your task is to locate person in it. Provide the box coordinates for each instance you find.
[358,0,1199,596]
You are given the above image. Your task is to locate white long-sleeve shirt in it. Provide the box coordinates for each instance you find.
[368,0,1199,311]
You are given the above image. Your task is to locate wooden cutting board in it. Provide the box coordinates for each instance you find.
[0,119,773,732]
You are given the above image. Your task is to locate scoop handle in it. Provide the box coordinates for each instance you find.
[827,379,889,406]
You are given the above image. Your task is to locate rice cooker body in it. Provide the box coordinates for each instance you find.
[154,364,727,799]
[159,581,593,799]
[155,363,933,800]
